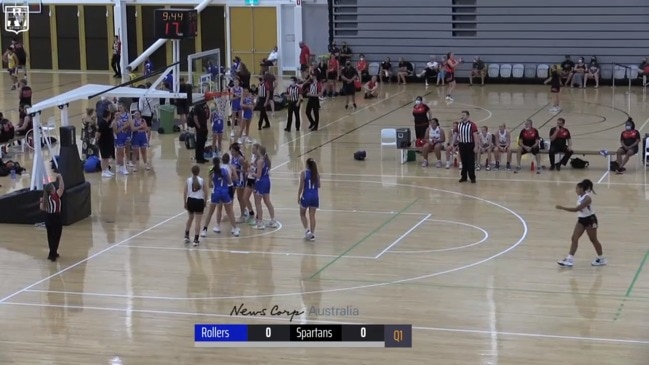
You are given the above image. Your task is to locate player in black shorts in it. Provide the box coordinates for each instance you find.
[545,65,562,113]
[555,179,606,267]
[340,61,358,110]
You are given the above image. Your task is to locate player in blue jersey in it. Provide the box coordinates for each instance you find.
[208,156,240,237]
[210,102,225,157]
[230,78,243,129]
[298,158,320,241]
[144,58,153,76]
[253,145,278,230]
[229,143,254,222]
[114,103,132,175]
[238,87,255,144]
[130,110,150,171]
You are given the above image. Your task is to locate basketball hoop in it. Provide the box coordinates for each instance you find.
[203,91,230,101]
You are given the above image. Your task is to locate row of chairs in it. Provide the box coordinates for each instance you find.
[365,62,644,83]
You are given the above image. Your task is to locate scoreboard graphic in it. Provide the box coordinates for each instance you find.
[194,324,412,348]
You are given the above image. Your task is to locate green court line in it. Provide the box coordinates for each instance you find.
[308,199,419,279]
[318,277,649,302]
[614,249,649,321]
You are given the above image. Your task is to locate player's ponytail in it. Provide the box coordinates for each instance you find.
[306,158,320,188]
[579,179,595,194]
[259,145,271,169]
[191,165,201,192]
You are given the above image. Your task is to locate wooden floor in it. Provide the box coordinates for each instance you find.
[1,72,649,364]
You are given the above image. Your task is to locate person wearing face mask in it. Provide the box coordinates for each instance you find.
[583,56,600,88]
[356,54,368,82]
[340,61,359,110]
[515,119,541,174]
[571,58,586,88]
[614,119,641,174]
[284,77,302,132]
[412,96,431,140]
[548,117,573,171]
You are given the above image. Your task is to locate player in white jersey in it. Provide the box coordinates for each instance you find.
[493,123,511,170]
[476,125,494,171]
[420,118,445,168]
[555,179,607,267]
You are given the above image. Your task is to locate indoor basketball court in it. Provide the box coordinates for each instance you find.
[0,68,648,363]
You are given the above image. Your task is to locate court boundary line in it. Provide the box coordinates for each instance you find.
[0,91,409,304]
[374,213,431,259]
[119,245,377,260]
[2,301,647,345]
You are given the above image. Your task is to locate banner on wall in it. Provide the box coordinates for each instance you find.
[245,0,260,5]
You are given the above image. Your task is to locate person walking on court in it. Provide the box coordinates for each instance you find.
[284,77,302,132]
[456,110,479,183]
[340,61,359,110]
[184,165,208,246]
[298,158,320,241]
[40,174,64,261]
[305,72,322,131]
[111,35,122,78]
[256,76,271,130]
[555,179,607,267]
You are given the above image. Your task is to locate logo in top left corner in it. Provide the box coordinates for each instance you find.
[5,6,29,34]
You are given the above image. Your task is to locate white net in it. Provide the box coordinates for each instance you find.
[187,48,223,94]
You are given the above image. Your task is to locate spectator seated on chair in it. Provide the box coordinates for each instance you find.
[364,76,379,99]
[615,118,641,175]
[416,56,438,86]
[14,104,32,136]
[356,54,369,82]
[476,125,494,170]
[584,56,600,88]
[560,55,575,86]
[515,119,542,174]
[396,57,412,85]
[570,57,586,88]
[548,117,573,170]
[469,56,486,86]
[380,57,392,82]
[260,46,279,73]
[420,118,445,168]
[639,57,648,86]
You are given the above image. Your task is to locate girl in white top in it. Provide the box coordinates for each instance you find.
[184,165,208,246]
[493,124,511,170]
[420,118,446,168]
[555,179,606,267]
[476,126,494,171]
[445,121,460,169]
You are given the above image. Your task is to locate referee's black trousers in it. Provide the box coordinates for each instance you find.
[257,100,270,129]
[306,97,320,129]
[459,142,476,181]
[195,129,208,162]
[286,101,301,131]
[45,213,63,258]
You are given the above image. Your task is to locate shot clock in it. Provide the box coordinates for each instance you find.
[154,9,198,40]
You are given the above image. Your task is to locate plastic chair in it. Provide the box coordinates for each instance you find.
[524,65,537,78]
[487,64,500,78]
[628,65,639,79]
[500,64,512,78]
[537,64,549,79]
[512,64,524,78]
[613,65,626,80]
[600,64,613,80]
[381,128,397,148]
[368,62,380,76]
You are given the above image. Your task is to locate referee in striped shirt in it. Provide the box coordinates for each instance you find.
[284,76,302,132]
[256,76,271,130]
[40,174,65,261]
[456,110,479,183]
[305,72,322,131]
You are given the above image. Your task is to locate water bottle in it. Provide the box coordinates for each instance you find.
[10,168,16,180]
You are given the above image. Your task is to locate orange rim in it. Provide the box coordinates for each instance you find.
[204,91,230,100]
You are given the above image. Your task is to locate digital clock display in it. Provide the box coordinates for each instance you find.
[154,9,198,40]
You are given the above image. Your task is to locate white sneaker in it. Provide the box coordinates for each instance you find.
[445,161,451,169]
[245,136,252,144]
[101,170,113,178]
[266,220,279,228]
[120,167,129,175]
[145,164,151,171]
[557,258,574,267]
[237,138,243,144]
[192,239,199,247]
[435,161,442,168]
[184,235,190,244]
[309,234,316,242]
[421,160,428,167]
[305,229,312,240]
[230,130,235,138]
[212,226,221,233]
[231,227,240,237]
[255,223,266,230]
[127,161,135,168]
[200,228,207,237]
[591,257,607,266]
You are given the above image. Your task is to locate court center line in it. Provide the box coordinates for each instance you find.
[0,90,406,304]
[308,199,420,279]
[0,211,187,304]
[2,301,648,345]
[118,245,377,260]
[374,213,431,259]
[614,249,649,321]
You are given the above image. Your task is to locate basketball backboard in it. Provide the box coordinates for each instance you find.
[2,0,42,14]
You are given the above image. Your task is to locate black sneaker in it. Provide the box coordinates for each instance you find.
[193,238,199,247]
[184,235,190,243]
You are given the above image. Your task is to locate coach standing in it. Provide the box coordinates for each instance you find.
[457,110,479,183]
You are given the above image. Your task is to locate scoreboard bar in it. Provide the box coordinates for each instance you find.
[194,324,412,348]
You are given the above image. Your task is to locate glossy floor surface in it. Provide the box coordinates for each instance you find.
[1,73,648,364]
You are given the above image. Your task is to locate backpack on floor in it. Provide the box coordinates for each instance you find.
[570,157,589,169]
[184,133,196,150]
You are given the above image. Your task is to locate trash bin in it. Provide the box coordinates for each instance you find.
[158,104,176,134]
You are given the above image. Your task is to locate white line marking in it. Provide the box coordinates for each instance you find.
[119,245,376,260]
[2,302,648,345]
[374,214,431,259]
[638,116,649,132]
[390,219,489,254]
[274,206,423,216]
[0,211,186,304]
[596,170,609,184]
[13,180,528,301]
